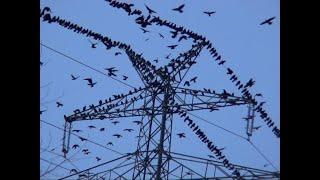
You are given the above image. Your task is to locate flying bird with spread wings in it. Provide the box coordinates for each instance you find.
[172,4,185,13]
[84,78,97,87]
[260,17,276,25]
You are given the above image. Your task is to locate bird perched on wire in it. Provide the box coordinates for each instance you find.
[218,60,226,65]
[145,4,156,14]
[208,155,215,159]
[172,4,185,13]
[56,102,63,107]
[88,39,98,48]
[70,169,77,174]
[244,78,255,88]
[203,11,216,17]
[72,129,81,133]
[255,93,263,97]
[124,128,134,132]
[177,133,186,138]
[167,44,178,50]
[227,68,233,75]
[107,142,113,146]
[260,17,276,25]
[113,134,122,138]
[84,78,97,87]
[115,52,122,56]
[71,74,79,80]
[78,137,87,141]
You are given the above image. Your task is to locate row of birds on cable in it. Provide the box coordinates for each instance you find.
[177,110,241,177]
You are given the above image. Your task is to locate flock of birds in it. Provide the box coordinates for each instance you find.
[40,1,279,178]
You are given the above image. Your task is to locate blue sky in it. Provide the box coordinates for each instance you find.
[40,0,279,179]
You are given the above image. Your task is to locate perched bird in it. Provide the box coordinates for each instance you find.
[84,78,97,87]
[218,60,226,65]
[177,133,186,138]
[122,75,128,80]
[140,28,149,33]
[115,52,122,56]
[153,59,159,63]
[227,68,233,75]
[172,4,185,13]
[260,17,276,25]
[72,129,82,133]
[88,40,98,48]
[178,35,188,42]
[255,93,263,97]
[244,78,255,88]
[56,102,63,107]
[96,157,101,161]
[203,11,216,17]
[107,142,113,146]
[78,137,87,141]
[167,44,178,49]
[145,4,156,14]
[253,126,262,130]
[190,76,197,83]
[82,149,89,153]
[133,120,142,125]
[88,125,96,129]
[71,74,79,80]
[208,155,215,159]
[70,169,77,174]
[113,134,122,138]
[124,128,134,132]
[72,144,79,149]
[112,121,120,125]
[158,33,164,39]
[184,81,190,86]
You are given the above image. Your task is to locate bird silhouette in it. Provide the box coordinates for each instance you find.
[56,102,63,107]
[84,151,90,155]
[140,28,149,33]
[98,128,105,132]
[96,157,101,161]
[260,17,276,25]
[145,4,156,14]
[153,59,159,63]
[133,120,142,125]
[203,11,216,17]
[115,52,122,56]
[227,68,233,75]
[184,81,190,86]
[158,33,164,38]
[72,144,79,149]
[263,164,269,167]
[253,126,262,130]
[71,74,79,80]
[124,128,134,132]
[70,169,77,174]
[172,4,185,13]
[40,61,43,66]
[177,133,186,138]
[113,134,122,138]
[105,67,118,77]
[218,147,226,151]
[218,60,226,65]
[88,39,98,48]
[40,110,46,114]
[112,121,120,125]
[82,149,89,153]
[167,44,178,49]
[255,93,263,97]
[78,137,87,141]
[107,142,113,146]
[122,75,128,80]
[84,78,97,87]
[244,78,255,88]
[88,125,96,129]
[178,35,188,42]
[208,155,215,159]
[72,129,82,133]
[170,30,178,38]
[165,54,171,59]
[190,77,197,83]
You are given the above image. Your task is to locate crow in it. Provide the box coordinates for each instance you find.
[71,74,79,80]
[190,76,197,83]
[227,68,233,75]
[124,128,134,132]
[100,128,105,131]
[208,155,215,159]
[78,137,87,141]
[96,157,101,161]
[172,4,185,13]
[40,110,46,115]
[167,44,178,49]
[153,59,159,63]
[255,93,263,97]
[88,40,98,48]
[72,144,79,149]
[107,142,113,146]
[112,121,120,125]
[203,11,216,17]
[82,149,89,153]
[158,33,164,38]
[260,17,276,25]
[115,52,122,56]
[145,4,156,14]
[178,35,188,42]
[84,151,90,155]
[184,81,190,86]
[70,169,77,174]
[140,28,149,33]
[122,75,128,80]
[170,30,178,38]
[88,125,96,129]
[177,133,186,138]
[56,102,63,107]
[165,54,171,59]
[72,129,82,133]
[84,78,97,87]
[133,120,142,125]
[113,134,122,138]
[218,60,226,65]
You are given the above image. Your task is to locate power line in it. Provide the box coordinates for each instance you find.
[40,43,135,89]
[248,141,279,171]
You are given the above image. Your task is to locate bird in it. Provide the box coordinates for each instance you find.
[96,157,101,161]
[105,67,118,77]
[124,128,134,132]
[255,93,263,97]
[84,78,97,87]
[184,81,190,86]
[178,35,188,42]
[82,149,89,153]
[253,126,262,130]
[84,151,90,155]
[88,125,96,129]
[244,78,255,88]
[113,134,122,138]
[133,120,142,125]
[40,110,46,115]
[112,121,120,125]
[190,76,197,83]
[72,144,79,149]
[88,40,98,48]
[40,61,43,66]
[71,74,79,80]
[158,33,164,38]
[145,38,149,41]
[218,60,226,65]
[78,137,87,141]
[208,155,215,159]
[165,54,171,59]
[107,142,113,146]
[177,133,186,138]
[260,17,276,25]
[153,59,159,63]
[140,28,149,33]
[115,52,122,56]
[263,164,269,167]
[122,75,128,80]
[70,169,77,174]
[172,4,185,13]
[203,11,216,17]
[227,68,233,75]
[56,102,63,107]
[218,147,226,151]
[72,129,82,133]
[145,4,156,14]
[167,44,178,49]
